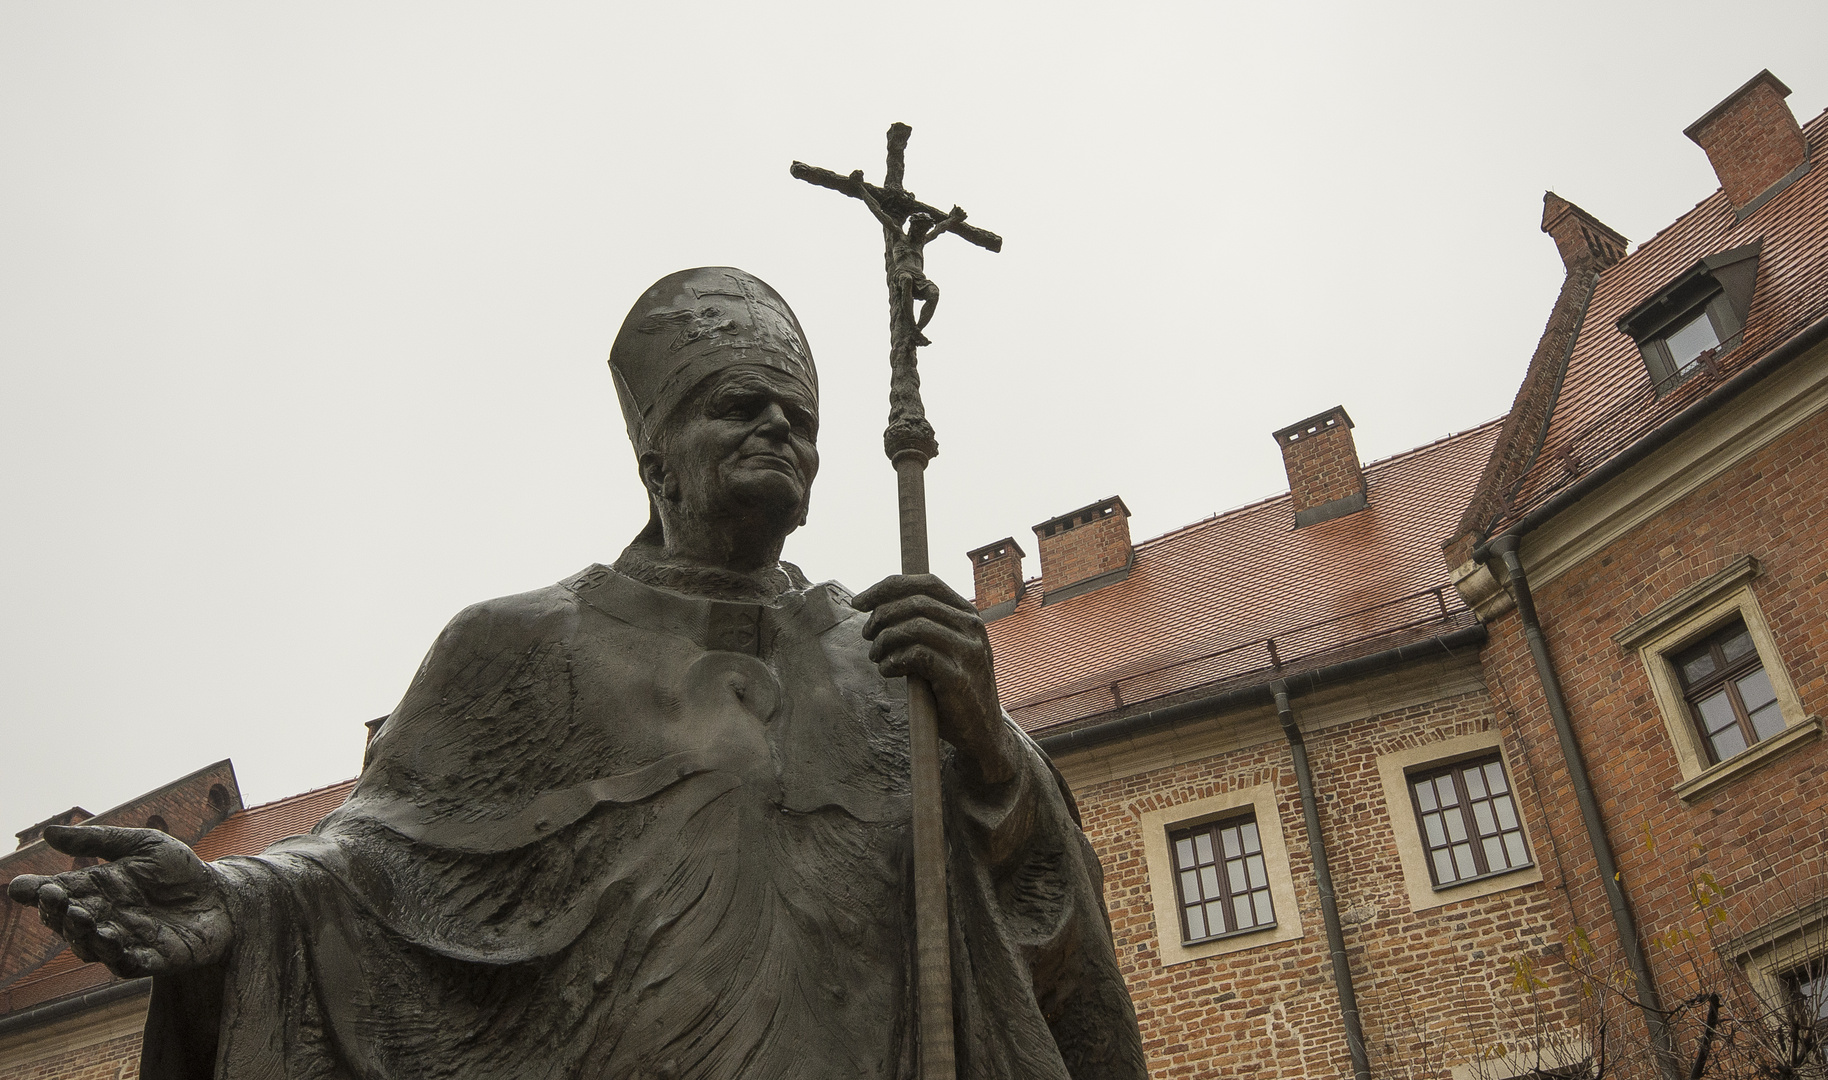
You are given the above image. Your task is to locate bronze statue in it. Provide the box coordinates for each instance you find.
[9,267,1147,1080]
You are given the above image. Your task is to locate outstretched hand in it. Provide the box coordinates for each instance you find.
[7,825,231,978]
[855,573,1021,784]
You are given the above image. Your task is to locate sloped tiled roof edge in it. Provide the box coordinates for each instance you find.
[986,419,1503,733]
[1479,110,1828,541]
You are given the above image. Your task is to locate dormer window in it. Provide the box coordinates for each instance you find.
[1618,239,1762,393]
[1662,308,1722,375]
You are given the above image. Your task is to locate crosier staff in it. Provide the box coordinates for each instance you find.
[791,124,1002,1080]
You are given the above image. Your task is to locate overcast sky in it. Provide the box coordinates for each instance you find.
[2,2,1823,837]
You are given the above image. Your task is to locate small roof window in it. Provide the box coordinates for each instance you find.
[1617,239,1762,393]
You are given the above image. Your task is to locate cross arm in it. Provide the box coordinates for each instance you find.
[789,161,1004,254]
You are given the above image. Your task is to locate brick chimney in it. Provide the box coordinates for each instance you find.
[966,536,1026,615]
[1032,497,1132,603]
[1542,192,1628,272]
[1274,406,1367,527]
[1685,70,1811,218]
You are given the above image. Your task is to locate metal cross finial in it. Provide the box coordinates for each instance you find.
[792,123,1002,467]
[790,123,1001,1080]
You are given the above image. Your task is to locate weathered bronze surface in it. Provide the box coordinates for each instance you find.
[8,267,1147,1079]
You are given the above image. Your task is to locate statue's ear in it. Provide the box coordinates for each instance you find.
[638,451,670,501]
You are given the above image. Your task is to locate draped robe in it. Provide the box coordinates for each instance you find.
[141,565,1147,1080]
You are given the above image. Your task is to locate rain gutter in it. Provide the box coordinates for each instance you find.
[0,977,149,1038]
[1034,624,1487,758]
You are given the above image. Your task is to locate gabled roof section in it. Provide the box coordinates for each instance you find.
[1469,110,1828,540]
[988,420,1501,734]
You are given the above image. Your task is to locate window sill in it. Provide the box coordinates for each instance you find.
[1432,863,1536,894]
[1182,922,1280,948]
[1675,716,1822,804]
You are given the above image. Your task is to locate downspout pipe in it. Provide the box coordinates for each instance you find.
[1273,679,1372,1080]
[1488,534,1678,1079]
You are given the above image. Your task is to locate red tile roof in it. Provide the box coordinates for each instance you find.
[1489,110,1828,532]
[190,779,354,862]
[988,420,1502,733]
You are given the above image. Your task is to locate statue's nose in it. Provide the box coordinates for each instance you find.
[754,401,791,437]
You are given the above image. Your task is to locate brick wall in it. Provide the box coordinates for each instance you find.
[1476,403,1828,1055]
[1068,684,1587,1077]
[0,995,146,1080]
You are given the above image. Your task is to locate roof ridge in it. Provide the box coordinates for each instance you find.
[1133,417,1506,554]
[234,777,358,816]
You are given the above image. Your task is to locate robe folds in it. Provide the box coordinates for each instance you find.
[142,565,1147,1080]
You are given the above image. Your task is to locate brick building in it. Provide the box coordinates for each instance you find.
[1442,69,1828,1077]
[4,68,1824,1080]
[970,68,1825,1079]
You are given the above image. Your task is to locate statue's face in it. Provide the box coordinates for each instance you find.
[651,365,820,529]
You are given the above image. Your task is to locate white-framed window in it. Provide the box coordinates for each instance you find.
[1137,785,1302,966]
[1613,556,1819,802]
[1377,732,1544,913]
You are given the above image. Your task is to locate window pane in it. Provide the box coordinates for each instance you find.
[1494,795,1519,831]
[1736,668,1777,712]
[1504,833,1529,866]
[1444,807,1468,843]
[1194,832,1214,864]
[1233,896,1251,930]
[1432,849,1455,883]
[1185,904,1206,940]
[1721,629,1756,663]
[1206,901,1228,935]
[1464,768,1487,799]
[1239,821,1261,854]
[1682,650,1719,684]
[1246,854,1267,889]
[1452,844,1477,880]
[1180,870,1201,899]
[1697,691,1738,736]
[1665,310,1720,372]
[1174,837,1196,868]
[1483,762,1509,795]
[1749,701,1786,742]
[1200,866,1220,897]
[1414,780,1437,811]
[1253,892,1274,926]
[1228,861,1247,893]
[1219,827,1239,859]
[1484,836,1506,869]
[1710,724,1749,761]
[1473,802,1496,836]
[1435,776,1460,806]
[1424,812,1446,847]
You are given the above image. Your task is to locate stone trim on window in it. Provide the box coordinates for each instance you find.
[1613,556,1819,802]
[1377,732,1544,913]
[1136,785,1303,967]
[1725,897,1828,1025]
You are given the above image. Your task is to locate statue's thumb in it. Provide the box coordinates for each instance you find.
[41,824,161,861]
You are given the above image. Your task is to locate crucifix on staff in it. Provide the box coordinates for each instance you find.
[792,123,1004,1080]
